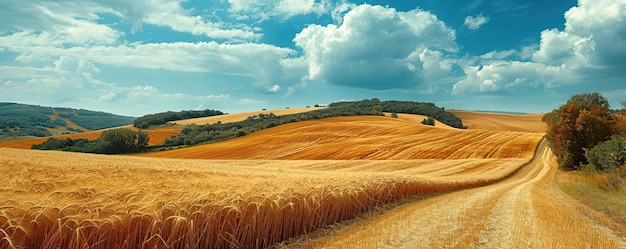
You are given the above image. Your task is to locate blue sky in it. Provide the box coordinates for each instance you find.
[1,0,625,116]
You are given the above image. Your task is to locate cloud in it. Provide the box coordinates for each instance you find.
[227,0,329,21]
[265,84,282,93]
[0,0,259,42]
[0,36,297,86]
[463,14,489,30]
[455,0,626,94]
[238,98,267,105]
[532,0,626,77]
[293,4,458,90]
[452,61,566,94]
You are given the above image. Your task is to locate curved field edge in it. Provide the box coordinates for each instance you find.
[278,141,626,248]
[451,111,546,133]
[0,145,539,248]
[0,108,323,150]
[140,115,545,160]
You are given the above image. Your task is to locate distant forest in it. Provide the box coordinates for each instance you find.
[29,98,465,153]
[0,103,135,139]
[133,109,224,128]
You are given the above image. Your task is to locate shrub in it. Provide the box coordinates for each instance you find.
[585,135,626,171]
[421,117,435,126]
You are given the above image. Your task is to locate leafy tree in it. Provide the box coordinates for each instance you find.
[544,93,614,170]
[391,112,398,118]
[373,105,382,112]
[99,128,150,153]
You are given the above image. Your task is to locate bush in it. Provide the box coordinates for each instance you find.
[32,128,149,154]
[586,135,626,171]
[421,117,435,126]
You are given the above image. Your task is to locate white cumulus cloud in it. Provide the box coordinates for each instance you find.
[293,4,458,90]
[463,14,489,30]
[454,0,626,95]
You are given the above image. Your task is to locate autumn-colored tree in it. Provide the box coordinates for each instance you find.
[543,93,613,170]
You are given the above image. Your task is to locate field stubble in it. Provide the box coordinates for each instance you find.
[287,142,626,248]
[1,111,555,248]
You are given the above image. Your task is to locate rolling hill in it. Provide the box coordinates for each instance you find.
[140,114,544,160]
[0,106,327,149]
[4,108,617,248]
[0,110,547,248]
[0,103,135,141]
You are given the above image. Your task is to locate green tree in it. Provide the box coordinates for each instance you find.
[99,128,149,153]
[373,105,382,112]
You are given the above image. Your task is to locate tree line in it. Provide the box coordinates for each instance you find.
[330,98,466,129]
[32,128,149,154]
[133,109,224,129]
[543,93,626,171]
[163,102,384,146]
[31,98,464,153]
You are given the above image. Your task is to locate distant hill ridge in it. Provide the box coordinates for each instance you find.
[0,102,136,141]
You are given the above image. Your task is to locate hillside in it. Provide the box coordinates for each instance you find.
[0,107,327,149]
[0,103,135,141]
[451,110,546,133]
[3,109,619,248]
[140,114,544,160]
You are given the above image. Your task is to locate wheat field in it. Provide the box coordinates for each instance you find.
[141,115,544,160]
[1,111,578,248]
[0,107,322,150]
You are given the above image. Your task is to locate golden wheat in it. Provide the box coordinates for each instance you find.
[0,147,534,248]
[0,111,549,248]
[141,115,544,160]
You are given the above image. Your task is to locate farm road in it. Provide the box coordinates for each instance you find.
[298,141,626,248]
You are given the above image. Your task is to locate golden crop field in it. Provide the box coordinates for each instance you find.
[0,127,180,149]
[1,111,622,248]
[171,107,325,125]
[141,115,544,160]
[451,111,546,133]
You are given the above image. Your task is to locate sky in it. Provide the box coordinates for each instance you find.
[1,0,625,117]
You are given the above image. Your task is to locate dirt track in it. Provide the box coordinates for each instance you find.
[291,140,626,248]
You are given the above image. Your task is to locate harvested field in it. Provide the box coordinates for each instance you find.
[0,107,322,149]
[451,110,546,132]
[0,147,531,248]
[171,107,325,125]
[3,110,613,248]
[141,115,544,160]
[289,142,626,248]
[0,127,180,149]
